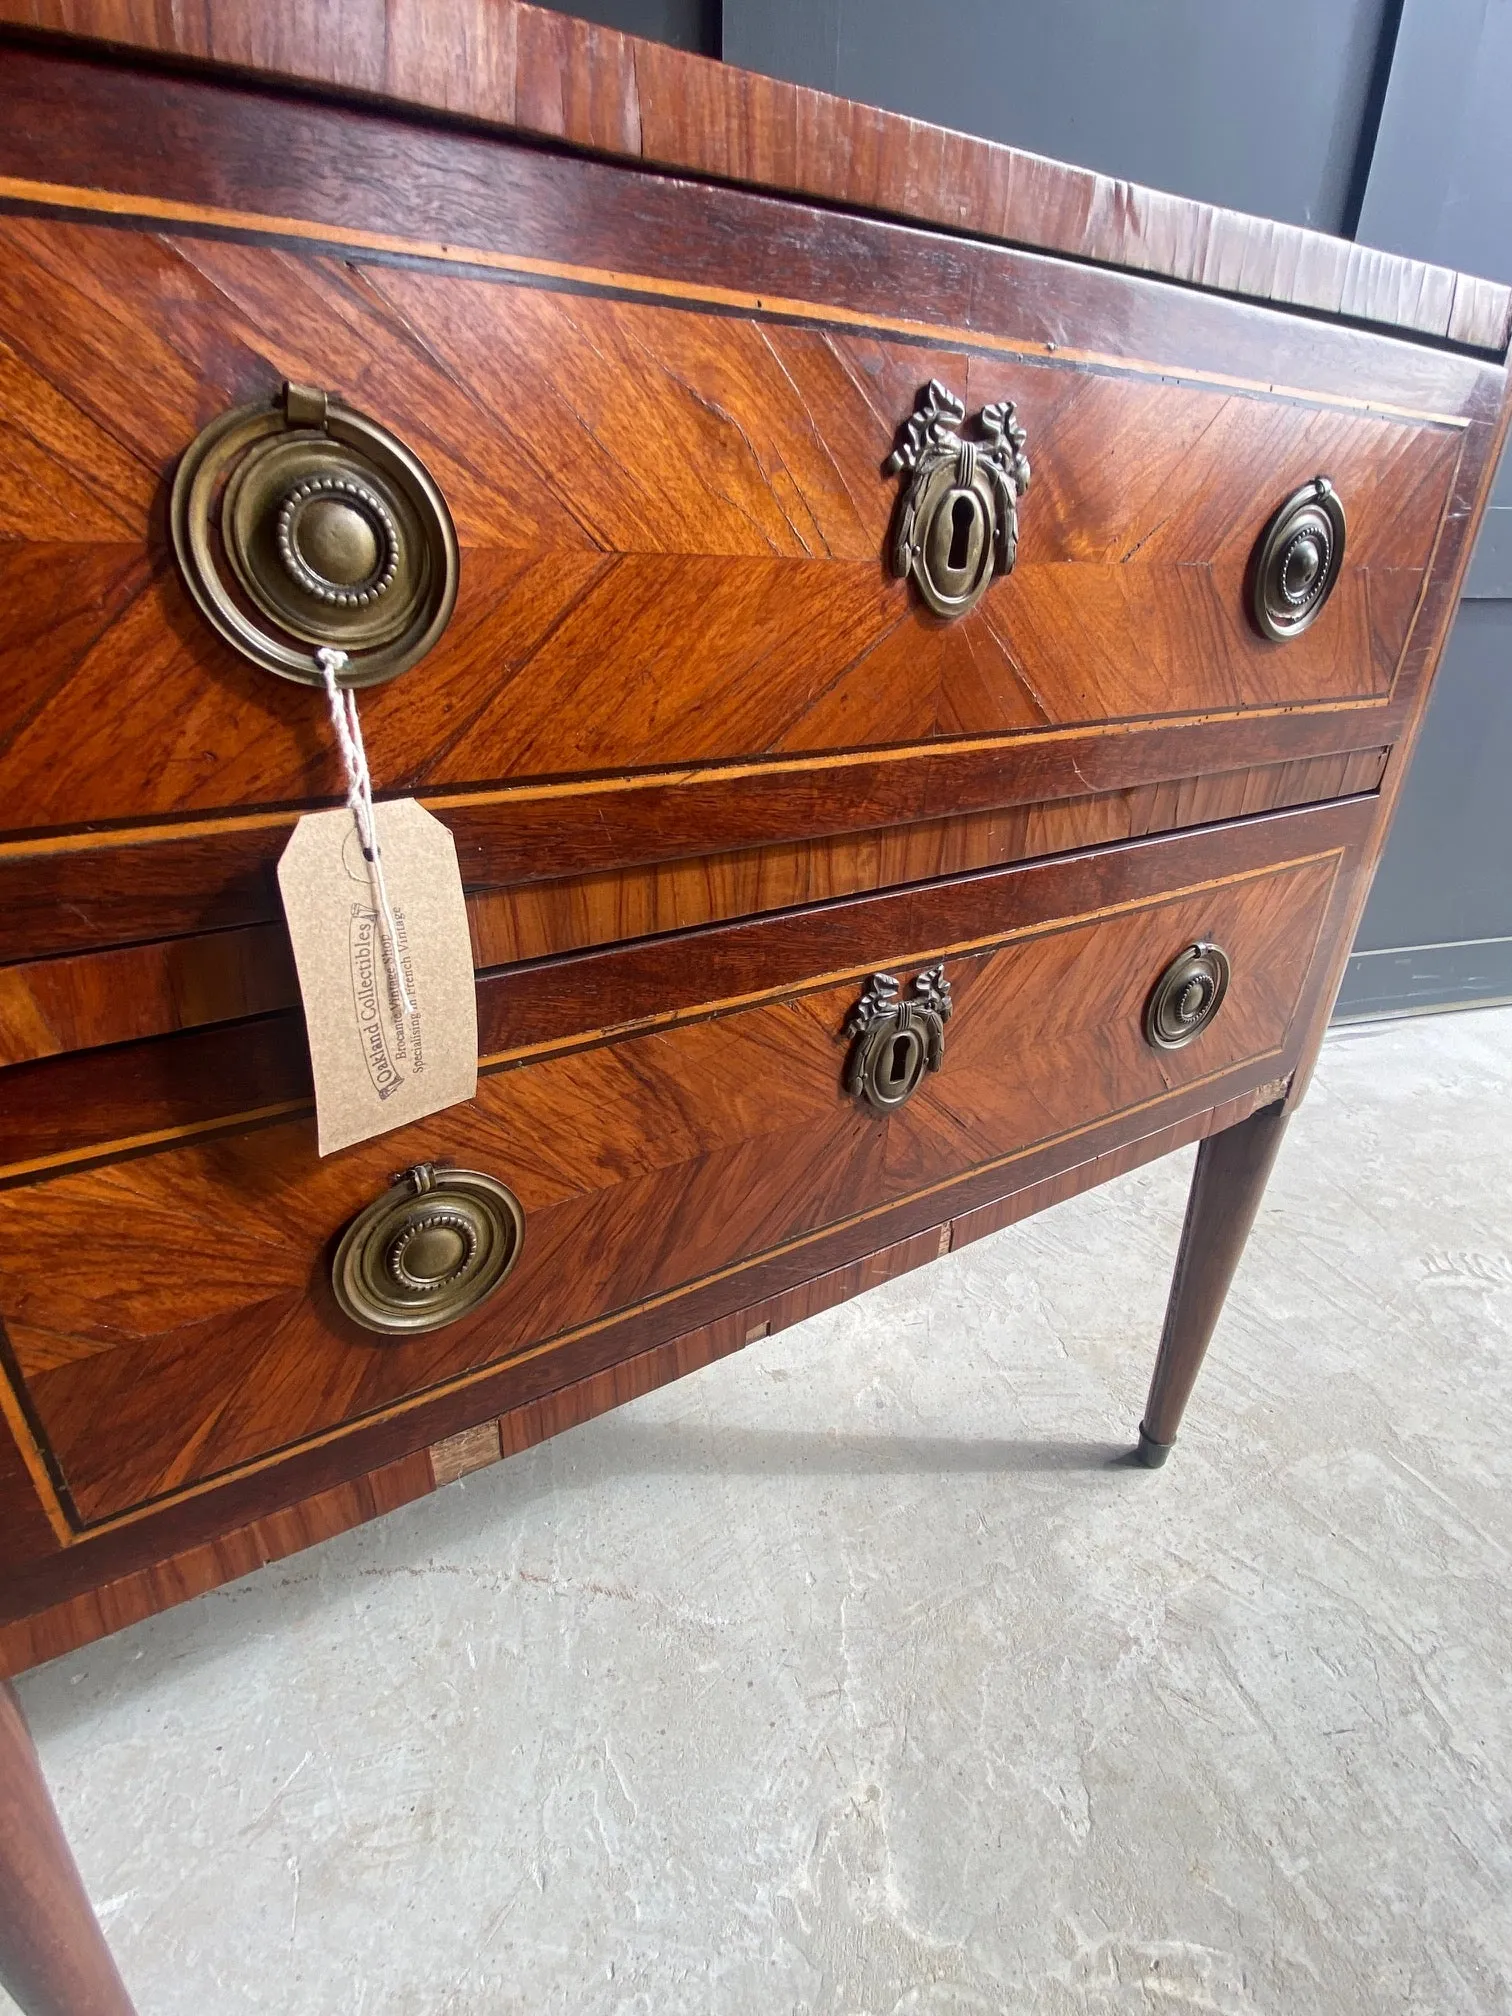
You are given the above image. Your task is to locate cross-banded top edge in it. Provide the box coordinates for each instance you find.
[0,0,1507,356]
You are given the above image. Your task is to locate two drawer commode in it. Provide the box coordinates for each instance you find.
[0,6,1507,2004]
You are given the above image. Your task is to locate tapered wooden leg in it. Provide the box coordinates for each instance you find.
[0,1681,137,2016]
[1137,1101,1291,1467]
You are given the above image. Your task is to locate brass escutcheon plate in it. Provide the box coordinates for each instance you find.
[332,1163,524,1336]
[845,964,954,1115]
[170,381,459,688]
[885,381,1031,620]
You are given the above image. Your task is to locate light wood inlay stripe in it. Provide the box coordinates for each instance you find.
[0,849,1345,1183]
[0,716,1404,867]
[0,176,1473,428]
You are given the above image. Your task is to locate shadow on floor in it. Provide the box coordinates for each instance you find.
[16,1422,1149,1730]
[528,1422,1142,1479]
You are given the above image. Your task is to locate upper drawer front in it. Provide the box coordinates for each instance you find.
[0,200,1461,836]
[0,802,1361,1527]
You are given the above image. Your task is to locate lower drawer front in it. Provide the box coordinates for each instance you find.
[0,812,1351,1525]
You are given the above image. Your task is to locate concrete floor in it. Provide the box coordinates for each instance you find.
[8,1007,1512,2014]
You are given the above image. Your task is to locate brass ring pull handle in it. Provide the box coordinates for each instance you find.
[1144,943,1232,1051]
[886,380,1031,618]
[170,380,460,689]
[1250,476,1345,642]
[845,964,953,1115]
[332,1163,524,1335]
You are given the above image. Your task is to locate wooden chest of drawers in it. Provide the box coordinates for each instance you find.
[0,6,1507,2005]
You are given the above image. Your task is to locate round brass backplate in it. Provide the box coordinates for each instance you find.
[1144,943,1232,1051]
[170,381,459,688]
[1249,476,1346,642]
[332,1164,524,1336]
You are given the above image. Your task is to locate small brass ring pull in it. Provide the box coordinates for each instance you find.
[171,380,459,689]
[333,1163,524,1335]
[846,963,953,1115]
[1144,943,1232,1051]
[886,380,1030,619]
[1250,476,1346,641]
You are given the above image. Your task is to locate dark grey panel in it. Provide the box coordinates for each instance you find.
[1341,0,1512,1016]
[1356,0,1512,281]
[722,0,840,91]
[1333,939,1512,1020]
[550,0,718,54]
[1352,603,1512,955]
[1352,0,1491,263]
[723,0,1393,233]
[1464,504,1512,598]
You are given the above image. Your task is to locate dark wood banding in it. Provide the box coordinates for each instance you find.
[0,5,1505,352]
[0,750,1388,1066]
[0,723,1400,966]
[0,797,1375,1177]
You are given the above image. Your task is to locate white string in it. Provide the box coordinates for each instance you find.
[317,646,415,1016]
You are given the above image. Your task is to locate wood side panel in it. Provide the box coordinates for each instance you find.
[0,717,1402,966]
[0,826,1350,1523]
[0,799,1376,1176]
[0,212,1460,838]
[0,751,1388,1066]
[0,1082,1281,1673]
[0,9,1504,351]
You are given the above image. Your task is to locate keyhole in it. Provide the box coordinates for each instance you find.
[947,494,975,571]
[889,1033,913,1085]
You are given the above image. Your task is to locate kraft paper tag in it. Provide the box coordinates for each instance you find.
[278,800,478,1156]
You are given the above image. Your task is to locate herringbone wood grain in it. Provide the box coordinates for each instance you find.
[2,842,1338,1523]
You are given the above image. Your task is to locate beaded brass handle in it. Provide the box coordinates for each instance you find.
[1250,477,1346,641]
[171,380,459,689]
[332,1164,524,1335]
[1145,944,1231,1051]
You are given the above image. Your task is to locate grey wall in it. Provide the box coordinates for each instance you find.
[554,0,1510,1018]
[1334,0,1512,1018]
[552,0,717,54]
[725,0,1395,235]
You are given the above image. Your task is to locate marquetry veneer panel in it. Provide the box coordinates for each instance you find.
[0,811,1348,1524]
[0,1085,1282,1676]
[0,209,1458,834]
